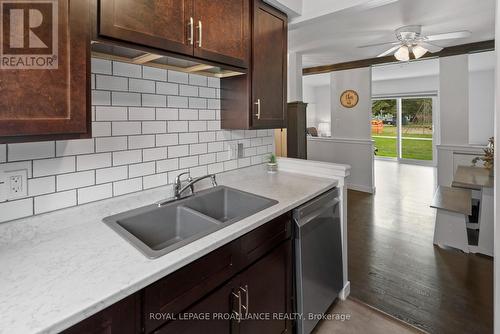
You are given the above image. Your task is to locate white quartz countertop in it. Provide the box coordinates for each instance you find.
[0,165,338,334]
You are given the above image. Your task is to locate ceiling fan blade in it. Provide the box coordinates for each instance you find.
[377,45,401,57]
[425,30,471,41]
[358,41,400,48]
[419,42,443,53]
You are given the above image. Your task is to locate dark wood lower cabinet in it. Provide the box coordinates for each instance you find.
[62,214,293,334]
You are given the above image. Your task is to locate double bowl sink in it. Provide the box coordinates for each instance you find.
[103,186,278,258]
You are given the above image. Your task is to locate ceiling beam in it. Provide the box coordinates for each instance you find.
[303,40,495,76]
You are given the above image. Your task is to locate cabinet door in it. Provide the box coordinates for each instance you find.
[99,0,194,56]
[238,240,293,334]
[154,281,236,334]
[193,0,250,68]
[0,0,91,142]
[62,294,141,334]
[251,1,287,129]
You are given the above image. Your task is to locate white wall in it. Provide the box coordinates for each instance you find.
[440,55,470,146]
[494,2,500,332]
[469,69,495,145]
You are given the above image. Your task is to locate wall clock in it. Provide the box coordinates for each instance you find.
[340,90,359,108]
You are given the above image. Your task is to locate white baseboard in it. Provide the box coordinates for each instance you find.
[339,281,350,301]
[347,183,375,194]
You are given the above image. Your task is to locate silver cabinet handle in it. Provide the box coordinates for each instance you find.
[254,99,261,119]
[240,285,249,316]
[232,290,242,323]
[196,20,202,48]
[188,17,194,45]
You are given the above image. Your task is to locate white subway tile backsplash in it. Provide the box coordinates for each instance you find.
[95,106,128,121]
[112,92,141,106]
[78,183,113,204]
[143,66,167,81]
[35,190,76,214]
[57,170,95,191]
[156,108,179,120]
[129,107,155,120]
[96,166,128,184]
[92,122,112,137]
[96,75,128,91]
[142,121,167,134]
[129,162,156,178]
[113,62,142,78]
[113,178,142,196]
[0,59,275,224]
[0,145,6,163]
[143,147,168,162]
[96,137,128,153]
[156,82,179,95]
[189,121,207,132]
[179,156,198,169]
[199,132,216,143]
[129,78,155,93]
[77,153,112,171]
[92,59,112,75]
[168,145,189,158]
[142,94,166,107]
[168,70,189,84]
[33,157,75,177]
[168,121,188,133]
[8,142,54,162]
[156,134,179,147]
[190,143,207,155]
[179,109,199,120]
[143,173,168,189]
[129,135,155,149]
[112,150,142,166]
[189,74,207,86]
[180,85,198,97]
[0,199,33,223]
[168,96,189,108]
[179,133,198,145]
[189,97,207,109]
[28,176,55,197]
[156,159,179,173]
[112,122,142,136]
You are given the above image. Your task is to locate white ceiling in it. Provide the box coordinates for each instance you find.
[289,0,496,68]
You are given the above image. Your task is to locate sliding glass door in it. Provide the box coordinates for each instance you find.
[372,96,434,163]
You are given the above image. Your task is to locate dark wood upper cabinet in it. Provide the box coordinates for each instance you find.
[0,0,91,143]
[221,0,287,130]
[98,0,194,57]
[193,0,250,68]
[98,0,250,68]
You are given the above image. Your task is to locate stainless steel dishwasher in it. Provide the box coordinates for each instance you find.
[293,188,343,334]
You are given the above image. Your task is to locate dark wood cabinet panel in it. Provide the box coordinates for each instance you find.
[62,294,141,334]
[251,1,287,129]
[193,0,250,68]
[238,240,293,334]
[153,281,235,334]
[0,0,91,142]
[220,0,287,130]
[286,102,308,159]
[99,0,194,56]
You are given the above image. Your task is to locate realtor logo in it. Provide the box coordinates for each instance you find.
[1,0,58,69]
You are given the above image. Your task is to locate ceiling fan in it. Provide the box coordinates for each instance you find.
[359,25,472,61]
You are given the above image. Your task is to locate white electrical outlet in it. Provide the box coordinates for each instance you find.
[3,169,28,200]
[228,143,238,160]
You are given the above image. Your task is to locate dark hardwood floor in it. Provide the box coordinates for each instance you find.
[348,160,493,334]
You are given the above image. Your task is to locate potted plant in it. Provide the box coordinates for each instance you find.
[472,137,494,176]
[267,153,278,173]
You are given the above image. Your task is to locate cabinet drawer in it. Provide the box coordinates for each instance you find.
[239,213,291,268]
[144,241,238,333]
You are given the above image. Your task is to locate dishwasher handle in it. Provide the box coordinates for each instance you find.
[294,198,340,228]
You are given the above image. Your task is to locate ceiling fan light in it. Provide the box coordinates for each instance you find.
[412,45,428,59]
[394,46,410,61]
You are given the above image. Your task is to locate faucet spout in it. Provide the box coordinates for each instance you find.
[176,174,217,199]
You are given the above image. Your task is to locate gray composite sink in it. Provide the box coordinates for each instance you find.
[103,186,278,258]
